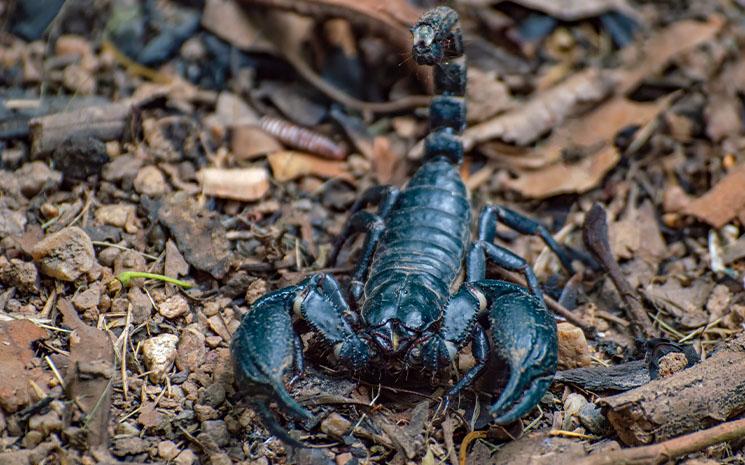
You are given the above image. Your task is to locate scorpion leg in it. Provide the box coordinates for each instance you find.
[329,186,399,301]
[467,242,558,424]
[477,205,577,273]
[420,285,489,408]
[231,273,373,446]
[329,185,399,263]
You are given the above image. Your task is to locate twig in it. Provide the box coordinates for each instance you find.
[582,203,657,338]
[575,416,745,465]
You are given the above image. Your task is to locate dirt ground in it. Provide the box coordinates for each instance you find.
[2,0,745,464]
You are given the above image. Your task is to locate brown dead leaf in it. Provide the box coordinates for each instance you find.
[268,151,354,183]
[466,68,514,123]
[642,279,713,328]
[231,125,282,161]
[535,95,673,166]
[59,298,115,450]
[618,15,725,94]
[198,167,271,202]
[705,57,745,142]
[202,0,275,51]
[239,0,421,53]
[463,68,615,148]
[372,137,399,184]
[0,319,48,413]
[610,200,667,263]
[683,163,745,228]
[504,145,619,198]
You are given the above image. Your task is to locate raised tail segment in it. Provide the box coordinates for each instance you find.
[411,6,466,165]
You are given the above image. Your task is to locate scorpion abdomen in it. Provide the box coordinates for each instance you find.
[362,158,471,327]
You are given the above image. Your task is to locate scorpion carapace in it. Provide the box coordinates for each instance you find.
[232,5,575,446]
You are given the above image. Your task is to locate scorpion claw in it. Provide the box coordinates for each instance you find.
[231,289,315,444]
[487,291,558,424]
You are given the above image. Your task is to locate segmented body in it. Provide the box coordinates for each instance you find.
[362,160,470,328]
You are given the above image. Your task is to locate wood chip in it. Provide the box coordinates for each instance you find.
[198,167,270,201]
[231,125,282,161]
[268,151,353,183]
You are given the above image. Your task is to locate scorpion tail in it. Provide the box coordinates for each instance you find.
[480,286,558,424]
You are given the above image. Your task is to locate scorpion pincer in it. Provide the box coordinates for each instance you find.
[231,6,579,446]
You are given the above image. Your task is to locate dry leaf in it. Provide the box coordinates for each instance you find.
[231,125,282,161]
[534,96,672,166]
[705,57,745,141]
[683,164,745,228]
[372,136,399,184]
[610,200,667,263]
[642,279,713,328]
[505,144,619,198]
[466,68,514,123]
[618,16,725,94]
[0,319,48,413]
[464,68,615,148]
[239,0,421,53]
[199,167,270,201]
[268,151,353,182]
[471,0,641,22]
[59,298,115,449]
[202,0,275,51]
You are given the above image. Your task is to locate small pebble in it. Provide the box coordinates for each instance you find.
[175,449,197,465]
[30,226,96,281]
[557,322,592,369]
[159,294,190,319]
[176,325,206,372]
[321,413,352,439]
[158,440,179,461]
[0,257,39,292]
[142,334,179,383]
[134,165,167,197]
[578,402,609,435]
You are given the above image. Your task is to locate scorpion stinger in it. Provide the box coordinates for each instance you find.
[232,5,568,446]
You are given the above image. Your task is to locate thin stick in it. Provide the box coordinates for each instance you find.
[583,203,657,338]
[575,416,745,465]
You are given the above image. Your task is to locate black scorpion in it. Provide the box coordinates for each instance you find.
[231,6,578,446]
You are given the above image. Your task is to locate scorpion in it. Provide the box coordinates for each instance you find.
[231,6,580,446]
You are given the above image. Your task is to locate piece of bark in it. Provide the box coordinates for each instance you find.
[598,332,745,446]
[29,102,132,158]
[555,360,650,392]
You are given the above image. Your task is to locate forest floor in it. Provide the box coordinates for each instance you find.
[1,0,745,464]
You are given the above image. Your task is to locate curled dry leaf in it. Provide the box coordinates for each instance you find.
[683,163,745,228]
[504,144,619,199]
[268,151,353,183]
[463,68,615,149]
[199,167,270,202]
